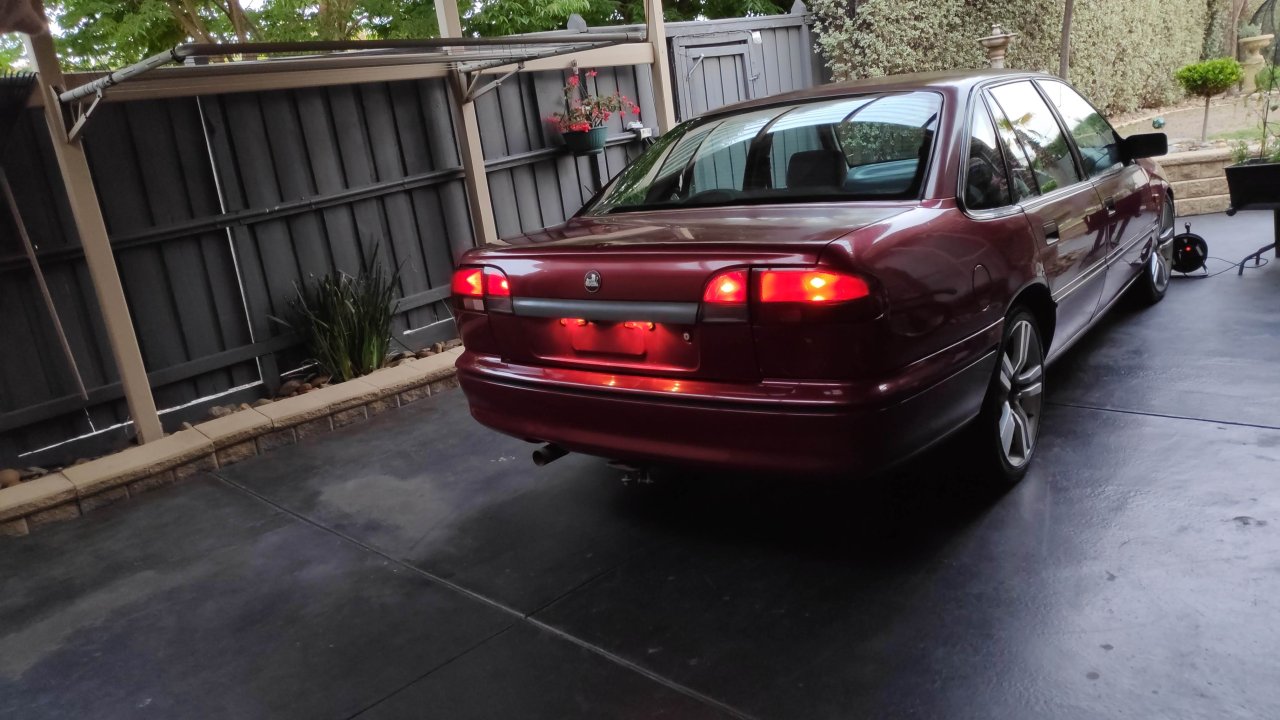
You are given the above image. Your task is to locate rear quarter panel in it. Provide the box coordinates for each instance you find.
[820,203,1038,380]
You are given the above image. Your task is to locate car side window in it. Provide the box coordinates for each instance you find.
[1038,80,1123,178]
[964,98,1013,211]
[984,92,1037,202]
[988,81,1083,195]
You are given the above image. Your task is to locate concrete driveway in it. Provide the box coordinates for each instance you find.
[3,212,1279,719]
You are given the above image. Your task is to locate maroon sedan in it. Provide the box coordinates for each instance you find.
[452,70,1172,486]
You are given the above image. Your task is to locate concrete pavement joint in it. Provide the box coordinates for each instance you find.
[212,470,757,720]
[1046,399,1280,432]
[340,625,519,720]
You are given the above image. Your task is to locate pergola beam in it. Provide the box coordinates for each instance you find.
[645,0,677,132]
[21,31,164,445]
[57,33,645,104]
[436,0,499,247]
[32,44,657,105]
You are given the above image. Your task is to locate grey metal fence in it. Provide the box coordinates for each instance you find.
[0,6,824,466]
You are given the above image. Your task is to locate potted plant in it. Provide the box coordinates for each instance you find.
[1174,57,1244,142]
[1225,61,1280,212]
[548,69,640,156]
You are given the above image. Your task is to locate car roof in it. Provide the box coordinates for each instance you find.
[702,69,1056,119]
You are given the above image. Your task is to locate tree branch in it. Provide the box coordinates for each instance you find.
[166,0,216,43]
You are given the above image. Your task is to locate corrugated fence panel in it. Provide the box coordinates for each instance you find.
[83,99,257,412]
[480,67,652,239]
[1,109,132,463]
[202,77,467,368]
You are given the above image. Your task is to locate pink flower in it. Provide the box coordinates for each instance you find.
[588,70,598,78]
[567,75,579,87]
[632,106,640,115]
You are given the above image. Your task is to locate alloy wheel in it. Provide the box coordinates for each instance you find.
[996,319,1043,468]
[1152,200,1174,292]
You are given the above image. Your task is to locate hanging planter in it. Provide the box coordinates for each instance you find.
[548,68,640,158]
[560,125,609,155]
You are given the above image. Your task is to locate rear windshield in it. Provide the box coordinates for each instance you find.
[584,91,941,215]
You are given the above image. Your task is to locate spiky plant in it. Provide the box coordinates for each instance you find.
[275,260,399,383]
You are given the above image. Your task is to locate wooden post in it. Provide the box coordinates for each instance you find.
[644,0,677,132]
[435,0,499,246]
[22,31,164,443]
[1058,0,1075,79]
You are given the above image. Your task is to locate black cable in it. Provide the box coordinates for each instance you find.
[1174,255,1270,279]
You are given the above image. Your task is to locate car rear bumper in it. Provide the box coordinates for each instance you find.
[456,350,997,476]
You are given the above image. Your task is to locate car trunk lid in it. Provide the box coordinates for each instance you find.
[470,204,909,380]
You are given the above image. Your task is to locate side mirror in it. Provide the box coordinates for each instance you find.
[1120,132,1167,161]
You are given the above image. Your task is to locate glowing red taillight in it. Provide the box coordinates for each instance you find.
[758,269,869,304]
[452,267,484,297]
[453,266,512,312]
[703,269,748,304]
[484,267,510,296]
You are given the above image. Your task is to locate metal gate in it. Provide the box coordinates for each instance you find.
[672,32,758,119]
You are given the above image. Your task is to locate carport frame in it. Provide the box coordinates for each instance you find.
[17,0,677,449]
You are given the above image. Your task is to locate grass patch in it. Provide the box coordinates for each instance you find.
[1211,127,1262,142]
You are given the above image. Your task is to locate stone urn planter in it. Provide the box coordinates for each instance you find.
[1239,34,1275,93]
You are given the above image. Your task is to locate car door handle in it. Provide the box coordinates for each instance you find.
[1043,220,1060,242]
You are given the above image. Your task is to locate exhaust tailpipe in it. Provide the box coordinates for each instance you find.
[532,443,569,467]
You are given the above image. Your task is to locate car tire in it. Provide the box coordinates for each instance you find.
[972,307,1045,489]
[1133,195,1174,306]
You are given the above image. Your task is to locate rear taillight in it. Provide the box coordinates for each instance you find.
[701,269,748,322]
[758,269,870,304]
[702,270,748,304]
[452,267,483,298]
[452,266,512,312]
[485,268,510,297]
[700,266,874,323]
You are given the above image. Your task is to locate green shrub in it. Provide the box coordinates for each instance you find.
[1230,139,1250,163]
[1239,22,1262,39]
[1175,57,1244,97]
[809,0,1213,115]
[1176,58,1244,141]
[274,261,399,383]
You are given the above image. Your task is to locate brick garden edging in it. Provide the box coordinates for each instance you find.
[1161,147,1233,217]
[0,348,463,538]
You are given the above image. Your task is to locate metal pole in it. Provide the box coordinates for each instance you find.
[458,40,622,76]
[58,47,191,104]
[22,31,164,444]
[1,168,88,400]
[57,33,645,104]
[179,34,644,55]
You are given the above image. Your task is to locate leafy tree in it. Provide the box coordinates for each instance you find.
[467,0,595,36]
[0,35,24,69]
[1175,57,1244,140]
[574,0,782,26]
[7,0,782,71]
